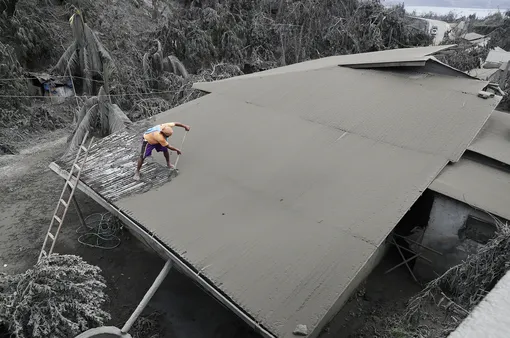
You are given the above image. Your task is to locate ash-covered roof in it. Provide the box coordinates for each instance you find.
[429,111,510,221]
[51,47,500,338]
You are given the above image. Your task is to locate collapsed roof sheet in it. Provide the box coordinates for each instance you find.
[429,156,510,221]
[468,110,510,166]
[467,67,500,80]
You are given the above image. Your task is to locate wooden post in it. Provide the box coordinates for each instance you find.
[121,260,172,334]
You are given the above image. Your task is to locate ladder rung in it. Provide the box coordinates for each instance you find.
[47,233,55,241]
[59,199,68,207]
[54,215,62,224]
[41,250,47,257]
[81,145,88,152]
[67,180,75,189]
[73,163,81,171]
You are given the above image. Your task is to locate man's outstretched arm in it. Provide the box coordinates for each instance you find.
[173,122,191,131]
[166,144,181,155]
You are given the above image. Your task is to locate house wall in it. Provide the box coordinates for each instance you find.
[413,194,497,280]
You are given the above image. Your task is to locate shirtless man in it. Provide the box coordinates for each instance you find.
[134,122,191,180]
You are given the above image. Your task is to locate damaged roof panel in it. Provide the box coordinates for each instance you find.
[467,67,500,80]
[468,110,510,166]
[429,156,510,221]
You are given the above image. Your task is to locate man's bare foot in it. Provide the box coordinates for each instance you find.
[167,163,175,169]
[133,172,141,181]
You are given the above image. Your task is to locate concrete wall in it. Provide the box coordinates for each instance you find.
[449,269,510,338]
[311,239,390,338]
[414,194,496,280]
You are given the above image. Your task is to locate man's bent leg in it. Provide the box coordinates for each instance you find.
[134,157,144,180]
[134,140,149,180]
[163,150,174,169]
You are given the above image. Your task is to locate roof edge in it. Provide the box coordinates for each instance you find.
[192,81,213,93]
[342,59,427,69]
[426,57,479,79]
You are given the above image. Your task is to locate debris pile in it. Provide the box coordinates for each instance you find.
[404,218,510,332]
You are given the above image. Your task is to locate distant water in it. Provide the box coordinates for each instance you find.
[404,6,507,18]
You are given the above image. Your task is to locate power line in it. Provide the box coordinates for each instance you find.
[0,74,191,83]
[0,88,188,99]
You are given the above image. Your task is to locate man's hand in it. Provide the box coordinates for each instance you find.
[167,145,182,155]
[175,122,191,131]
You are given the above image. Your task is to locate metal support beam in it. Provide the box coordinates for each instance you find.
[122,260,172,334]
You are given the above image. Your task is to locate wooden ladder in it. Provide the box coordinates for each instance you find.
[38,132,94,262]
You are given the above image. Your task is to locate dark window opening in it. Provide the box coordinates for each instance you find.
[459,215,497,245]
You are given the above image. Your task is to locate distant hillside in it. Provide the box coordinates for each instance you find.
[384,0,510,8]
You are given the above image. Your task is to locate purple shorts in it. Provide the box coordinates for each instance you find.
[140,138,168,159]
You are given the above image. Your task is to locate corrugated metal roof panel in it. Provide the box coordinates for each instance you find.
[115,93,447,337]
[486,50,510,64]
[429,157,510,221]
[193,45,455,84]
[468,110,510,165]
[467,68,500,80]
[195,66,497,162]
[59,59,499,338]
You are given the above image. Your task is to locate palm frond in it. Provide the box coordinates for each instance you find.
[84,26,103,74]
[169,55,189,78]
[75,96,99,129]
[106,103,132,135]
[92,29,114,64]
[53,42,78,74]
[142,51,151,80]
[152,52,163,73]
[82,47,92,95]
[70,12,86,48]
[62,104,98,162]
[102,61,115,101]
[98,86,109,136]
[155,39,163,55]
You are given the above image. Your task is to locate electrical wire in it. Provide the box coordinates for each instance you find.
[0,74,186,83]
[0,88,184,98]
[76,212,123,249]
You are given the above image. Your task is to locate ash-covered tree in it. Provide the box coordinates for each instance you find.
[143,39,188,89]
[52,9,113,95]
[159,0,432,74]
[63,74,132,161]
[0,254,110,338]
